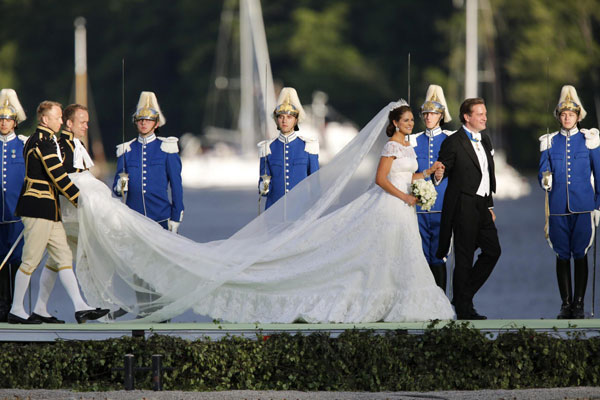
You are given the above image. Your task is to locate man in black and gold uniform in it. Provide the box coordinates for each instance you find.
[30,104,99,323]
[8,101,108,324]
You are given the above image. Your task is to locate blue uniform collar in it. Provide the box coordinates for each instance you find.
[560,127,579,137]
[278,131,298,144]
[0,132,16,143]
[425,127,442,138]
[138,133,157,144]
[463,125,481,142]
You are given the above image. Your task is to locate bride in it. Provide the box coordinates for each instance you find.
[73,100,455,323]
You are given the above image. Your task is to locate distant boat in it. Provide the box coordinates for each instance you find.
[180,0,357,189]
[180,0,275,189]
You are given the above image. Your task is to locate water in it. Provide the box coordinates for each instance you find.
[29,176,600,323]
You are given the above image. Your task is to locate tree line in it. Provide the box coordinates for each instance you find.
[0,0,598,170]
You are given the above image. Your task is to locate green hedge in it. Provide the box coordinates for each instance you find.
[1,322,599,391]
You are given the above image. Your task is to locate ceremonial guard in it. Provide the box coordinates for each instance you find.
[538,85,600,319]
[8,101,108,324]
[0,89,26,322]
[113,91,184,232]
[113,92,183,318]
[258,87,319,210]
[31,104,95,323]
[411,85,453,292]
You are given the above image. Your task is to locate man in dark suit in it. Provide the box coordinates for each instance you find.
[434,97,501,320]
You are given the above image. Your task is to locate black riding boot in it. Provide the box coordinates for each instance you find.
[571,256,588,319]
[429,263,447,293]
[0,262,17,322]
[556,257,572,319]
[0,273,10,322]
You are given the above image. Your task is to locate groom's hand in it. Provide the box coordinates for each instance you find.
[434,163,445,182]
[489,209,496,222]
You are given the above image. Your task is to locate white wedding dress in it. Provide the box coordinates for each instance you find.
[72,103,455,323]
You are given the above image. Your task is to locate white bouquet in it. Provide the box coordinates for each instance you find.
[411,179,437,211]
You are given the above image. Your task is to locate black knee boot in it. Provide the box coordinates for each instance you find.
[429,263,447,293]
[0,263,19,322]
[572,257,588,319]
[556,257,572,319]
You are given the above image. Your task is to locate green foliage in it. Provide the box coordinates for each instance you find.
[0,41,18,90]
[0,324,599,391]
[1,0,600,169]
[490,0,600,168]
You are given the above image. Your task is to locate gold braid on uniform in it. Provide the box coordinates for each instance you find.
[35,139,79,206]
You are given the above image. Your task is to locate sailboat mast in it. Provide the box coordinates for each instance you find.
[74,17,88,145]
[239,0,254,155]
[465,0,478,98]
[239,0,277,155]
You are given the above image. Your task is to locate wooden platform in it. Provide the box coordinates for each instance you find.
[1,319,599,342]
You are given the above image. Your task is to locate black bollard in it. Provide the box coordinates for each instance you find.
[152,354,163,391]
[124,354,135,390]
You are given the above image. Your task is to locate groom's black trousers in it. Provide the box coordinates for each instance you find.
[452,193,501,305]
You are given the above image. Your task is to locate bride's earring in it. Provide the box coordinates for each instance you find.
[395,126,399,132]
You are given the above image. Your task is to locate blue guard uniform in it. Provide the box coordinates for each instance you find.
[113,133,184,229]
[411,84,454,292]
[539,127,600,259]
[0,88,27,322]
[112,91,184,318]
[0,133,26,262]
[0,132,26,320]
[413,127,453,262]
[258,87,319,210]
[258,131,319,209]
[538,85,600,319]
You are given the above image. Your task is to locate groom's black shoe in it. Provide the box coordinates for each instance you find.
[454,302,472,320]
[7,313,42,324]
[29,313,65,324]
[456,309,486,320]
[467,304,487,320]
[75,308,110,324]
[454,301,487,320]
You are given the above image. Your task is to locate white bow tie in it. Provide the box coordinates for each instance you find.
[73,138,94,169]
[471,132,481,142]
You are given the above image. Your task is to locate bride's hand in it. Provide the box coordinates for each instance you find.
[431,161,444,171]
[403,194,417,207]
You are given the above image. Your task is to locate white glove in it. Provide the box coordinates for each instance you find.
[259,180,270,196]
[593,210,600,227]
[115,178,123,195]
[541,172,552,191]
[168,220,181,234]
[115,176,129,195]
[259,175,271,196]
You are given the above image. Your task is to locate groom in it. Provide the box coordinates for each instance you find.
[434,97,501,320]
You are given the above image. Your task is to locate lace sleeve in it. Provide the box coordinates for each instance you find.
[381,141,399,158]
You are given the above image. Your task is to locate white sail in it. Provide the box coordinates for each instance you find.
[239,0,277,153]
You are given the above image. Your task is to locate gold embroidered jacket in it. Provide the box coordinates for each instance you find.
[15,126,80,221]
[58,130,84,174]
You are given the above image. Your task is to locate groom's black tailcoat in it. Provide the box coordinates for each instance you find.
[435,127,501,306]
